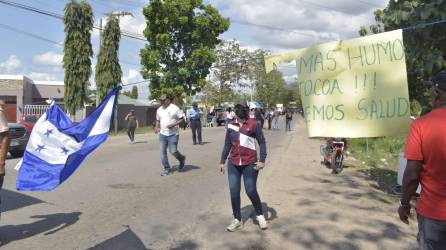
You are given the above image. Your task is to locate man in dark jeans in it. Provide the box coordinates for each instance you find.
[187,102,203,145]
[400,70,446,249]
[0,100,10,226]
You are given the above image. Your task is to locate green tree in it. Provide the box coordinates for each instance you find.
[255,70,288,108]
[122,90,132,98]
[96,13,131,101]
[63,0,93,115]
[360,0,446,106]
[211,41,250,105]
[141,0,229,102]
[131,85,138,99]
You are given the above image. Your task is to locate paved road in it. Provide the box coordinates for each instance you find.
[0,119,290,249]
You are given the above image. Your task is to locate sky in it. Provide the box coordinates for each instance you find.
[0,0,389,99]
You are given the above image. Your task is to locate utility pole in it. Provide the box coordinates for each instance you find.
[96,18,102,107]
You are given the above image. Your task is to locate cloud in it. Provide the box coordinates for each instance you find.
[122,68,149,99]
[28,72,58,81]
[92,11,146,39]
[0,55,21,73]
[215,0,388,52]
[120,12,146,36]
[32,51,63,66]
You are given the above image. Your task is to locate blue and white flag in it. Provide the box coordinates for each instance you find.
[16,87,121,191]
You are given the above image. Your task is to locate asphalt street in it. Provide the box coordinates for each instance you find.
[0,120,289,250]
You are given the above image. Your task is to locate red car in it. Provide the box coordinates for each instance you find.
[19,114,40,133]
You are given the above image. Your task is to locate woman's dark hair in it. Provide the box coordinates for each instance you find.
[235,104,249,120]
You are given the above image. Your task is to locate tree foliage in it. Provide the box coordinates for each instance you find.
[360,0,446,105]
[210,41,261,105]
[63,0,93,115]
[141,0,229,101]
[96,13,130,100]
[131,85,138,99]
[255,70,289,108]
[122,86,138,99]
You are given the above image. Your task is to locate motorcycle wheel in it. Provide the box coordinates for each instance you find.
[331,153,344,174]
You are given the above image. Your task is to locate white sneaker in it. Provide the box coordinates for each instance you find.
[226,219,243,232]
[256,215,268,230]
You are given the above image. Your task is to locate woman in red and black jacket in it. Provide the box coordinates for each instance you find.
[219,100,268,232]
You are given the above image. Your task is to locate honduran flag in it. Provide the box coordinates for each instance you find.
[15,87,121,191]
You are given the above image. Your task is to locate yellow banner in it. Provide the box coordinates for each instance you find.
[265,29,410,138]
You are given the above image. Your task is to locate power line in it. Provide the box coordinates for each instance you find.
[0,22,63,46]
[0,21,141,68]
[0,0,147,42]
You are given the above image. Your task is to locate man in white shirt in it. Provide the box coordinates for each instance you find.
[155,94,186,176]
[0,100,9,225]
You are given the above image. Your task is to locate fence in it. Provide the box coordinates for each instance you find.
[23,105,51,116]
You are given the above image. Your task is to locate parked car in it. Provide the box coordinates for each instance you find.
[8,123,30,157]
[19,114,40,133]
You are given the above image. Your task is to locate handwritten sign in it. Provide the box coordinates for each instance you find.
[265,29,410,138]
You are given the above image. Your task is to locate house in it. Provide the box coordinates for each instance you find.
[116,95,159,129]
[0,75,64,122]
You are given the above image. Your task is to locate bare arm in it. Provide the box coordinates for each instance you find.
[398,160,422,224]
[155,120,160,134]
[136,119,139,129]
[0,131,9,176]
[167,117,185,129]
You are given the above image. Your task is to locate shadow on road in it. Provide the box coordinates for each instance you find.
[0,212,81,246]
[88,227,150,250]
[1,189,45,212]
[170,240,199,250]
[133,141,148,144]
[171,165,201,173]
[241,202,278,223]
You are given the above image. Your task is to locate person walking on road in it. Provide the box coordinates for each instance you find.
[399,70,446,249]
[125,110,139,143]
[0,100,9,226]
[255,108,265,129]
[187,102,203,145]
[285,109,293,131]
[219,100,268,232]
[272,108,280,130]
[265,109,272,130]
[155,94,186,176]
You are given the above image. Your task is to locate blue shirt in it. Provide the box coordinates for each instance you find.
[187,108,201,120]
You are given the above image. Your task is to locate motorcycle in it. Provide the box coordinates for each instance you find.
[320,138,347,174]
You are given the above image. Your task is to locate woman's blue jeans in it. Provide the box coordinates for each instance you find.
[227,161,263,221]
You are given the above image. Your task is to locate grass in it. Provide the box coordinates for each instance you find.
[109,126,154,136]
[347,136,406,194]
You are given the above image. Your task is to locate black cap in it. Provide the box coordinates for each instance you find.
[192,102,198,107]
[235,100,249,108]
[433,70,446,91]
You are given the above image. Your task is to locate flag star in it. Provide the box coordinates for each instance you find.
[44,129,53,137]
[60,146,69,155]
[35,144,45,153]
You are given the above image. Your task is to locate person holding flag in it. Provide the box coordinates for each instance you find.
[0,100,9,222]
